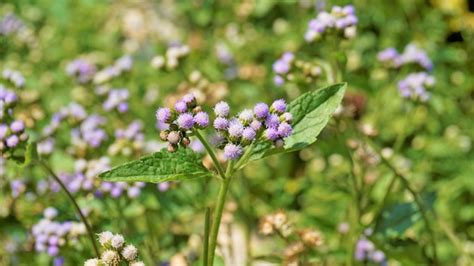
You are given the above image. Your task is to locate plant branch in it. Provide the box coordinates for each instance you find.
[195,130,226,179]
[36,160,100,257]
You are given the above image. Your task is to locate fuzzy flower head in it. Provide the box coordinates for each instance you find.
[101,250,120,266]
[98,231,114,247]
[177,113,194,130]
[156,107,171,123]
[121,245,138,261]
[238,109,254,124]
[110,234,124,249]
[214,101,230,117]
[193,112,209,128]
[213,117,228,131]
[254,103,269,119]
[224,143,243,160]
[271,99,287,114]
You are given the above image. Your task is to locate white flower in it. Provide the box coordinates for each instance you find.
[84,258,100,266]
[110,234,125,249]
[101,250,120,266]
[98,231,114,246]
[130,261,145,266]
[121,244,138,261]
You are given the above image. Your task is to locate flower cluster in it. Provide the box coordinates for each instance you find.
[31,208,86,258]
[98,181,145,199]
[42,102,87,137]
[272,52,323,86]
[156,93,209,152]
[66,59,97,84]
[305,5,357,43]
[84,231,144,266]
[151,44,190,70]
[10,179,26,198]
[71,114,108,149]
[212,99,292,160]
[259,210,293,237]
[0,87,28,157]
[102,88,129,113]
[273,52,294,86]
[108,120,144,156]
[377,44,433,71]
[397,72,435,102]
[355,236,386,265]
[94,55,133,84]
[0,13,24,36]
[2,69,25,88]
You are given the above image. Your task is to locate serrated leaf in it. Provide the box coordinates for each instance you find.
[99,148,212,183]
[375,192,436,237]
[248,83,346,162]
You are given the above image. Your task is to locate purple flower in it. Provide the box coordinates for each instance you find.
[272,60,290,74]
[281,112,293,123]
[228,120,244,138]
[214,101,230,117]
[54,257,65,266]
[223,143,243,160]
[271,99,286,114]
[277,122,292,138]
[158,182,170,192]
[254,103,269,119]
[265,128,280,141]
[274,75,284,86]
[265,114,280,129]
[372,250,385,263]
[156,107,171,123]
[377,48,399,63]
[117,102,128,113]
[182,93,195,104]
[242,127,256,141]
[282,52,294,63]
[250,120,262,131]
[0,124,7,140]
[174,101,187,113]
[213,117,229,130]
[238,109,254,124]
[44,207,58,219]
[6,135,19,147]
[127,187,141,198]
[177,113,194,129]
[193,112,209,128]
[47,245,59,256]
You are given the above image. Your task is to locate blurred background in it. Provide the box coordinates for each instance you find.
[0,0,473,265]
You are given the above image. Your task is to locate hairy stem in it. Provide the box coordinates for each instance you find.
[208,160,234,266]
[195,130,226,179]
[36,160,100,257]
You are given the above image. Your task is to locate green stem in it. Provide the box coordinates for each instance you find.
[203,207,211,266]
[371,174,397,228]
[195,130,226,179]
[234,143,254,170]
[208,161,234,266]
[365,140,438,264]
[36,160,100,257]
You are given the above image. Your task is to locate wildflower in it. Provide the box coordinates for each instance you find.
[156,107,172,123]
[98,231,114,247]
[193,112,209,128]
[397,72,435,102]
[223,143,243,160]
[254,103,269,119]
[110,234,124,249]
[84,258,100,266]
[121,244,138,261]
[177,113,194,130]
[213,117,228,130]
[101,250,120,266]
[214,101,230,117]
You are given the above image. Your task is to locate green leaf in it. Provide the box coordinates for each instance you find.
[99,148,212,183]
[375,192,436,238]
[248,83,346,162]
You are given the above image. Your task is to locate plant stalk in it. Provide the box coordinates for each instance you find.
[36,160,100,257]
[207,161,234,266]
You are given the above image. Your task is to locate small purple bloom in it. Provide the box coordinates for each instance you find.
[242,127,256,141]
[47,245,59,256]
[265,114,280,129]
[265,128,280,141]
[174,101,187,113]
[250,120,262,131]
[193,112,209,127]
[117,102,128,113]
[271,99,286,114]
[127,186,141,198]
[228,120,244,138]
[214,101,230,117]
[274,75,284,86]
[213,117,229,130]
[6,135,19,147]
[177,113,194,130]
[254,103,269,119]
[223,143,243,160]
[182,93,195,104]
[10,120,24,132]
[238,109,254,123]
[54,256,65,266]
[372,250,385,263]
[0,124,7,140]
[278,122,292,138]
